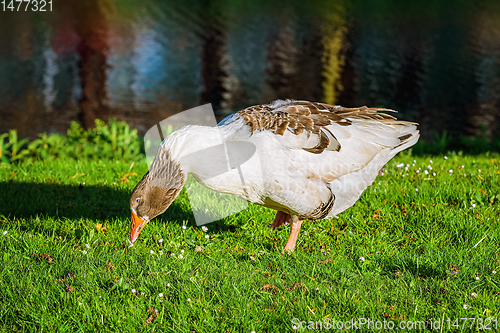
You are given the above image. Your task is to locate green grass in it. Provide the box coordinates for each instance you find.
[0,152,499,332]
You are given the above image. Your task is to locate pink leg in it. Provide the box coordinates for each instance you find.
[271,211,290,231]
[283,216,303,252]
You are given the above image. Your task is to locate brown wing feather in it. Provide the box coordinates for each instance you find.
[237,100,414,154]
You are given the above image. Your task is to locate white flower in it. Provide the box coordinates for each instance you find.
[82,250,87,255]
[205,234,209,239]
[471,292,477,297]
[292,325,298,330]
[187,298,192,302]
[492,270,497,274]
[85,244,90,249]
[413,160,416,163]
[204,209,208,212]
[141,292,145,295]
[189,277,195,281]
[471,203,476,208]
[158,293,163,297]
[444,156,448,160]
[251,331,256,333]
[478,169,481,173]
[415,188,418,191]
[430,160,433,163]
[178,254,183,259]
[159,250,163,255]
[396,163,404,168]
[171,253,175,256]
[433,172,436,176]
[166,283,170,287]
[2,231,6,236]
[150,250,154,255]
[202,226,208,232]
[405,167,409,171]
[158,238,163,243]
[359,257,365,262]
[424,170,429,175]
[250,256,254,260]
[316,287,319,291]
[180,249,184,253]
[182,225,187,230]
[79,302,83,306]
[131,289,136,293]
[463,304,469,309]
[461,165,464,168]
[449,169,453,173]
[475,276,480,281]
[427,165,432,170]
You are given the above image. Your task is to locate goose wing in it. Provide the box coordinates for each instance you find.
[230,100,419,217]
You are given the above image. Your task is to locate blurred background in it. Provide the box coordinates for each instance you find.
[0,0,499,147]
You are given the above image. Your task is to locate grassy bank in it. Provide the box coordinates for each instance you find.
[0,120,499,331]
[0,151,498,332]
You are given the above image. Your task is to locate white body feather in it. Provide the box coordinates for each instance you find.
[163,106,419,219]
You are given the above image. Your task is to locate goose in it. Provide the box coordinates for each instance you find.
[129,100,419,252]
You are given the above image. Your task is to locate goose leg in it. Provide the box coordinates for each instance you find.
[271,211,290,231]
[283,215,303,252]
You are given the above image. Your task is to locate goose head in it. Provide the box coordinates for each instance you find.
[129,150,185,243]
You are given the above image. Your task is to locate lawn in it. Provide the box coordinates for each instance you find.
[0,147,499,331]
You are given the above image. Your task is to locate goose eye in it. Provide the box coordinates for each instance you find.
[135,198,141,204]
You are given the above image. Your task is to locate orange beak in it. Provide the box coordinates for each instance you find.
[130,210,148,243]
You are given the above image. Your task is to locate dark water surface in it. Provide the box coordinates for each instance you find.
[0,0,499,141]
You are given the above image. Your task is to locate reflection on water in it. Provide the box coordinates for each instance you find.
[0,0,499,140]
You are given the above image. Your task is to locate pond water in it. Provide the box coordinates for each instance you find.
[0,0,499,140]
